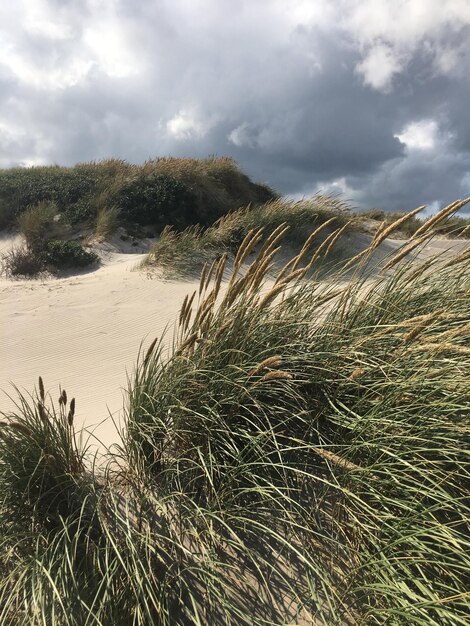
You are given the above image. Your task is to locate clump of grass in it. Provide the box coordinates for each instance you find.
[18,200,57,252]
[0,245,45,278]
[94,205,121,240]
[143,195,353,277]
[0,379,87,526]
[127,200,470,624]
[1,199,469,625]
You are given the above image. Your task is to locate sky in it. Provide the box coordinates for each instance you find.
[1,0,470,213]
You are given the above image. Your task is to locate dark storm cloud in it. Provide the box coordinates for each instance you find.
[0,0,469,212]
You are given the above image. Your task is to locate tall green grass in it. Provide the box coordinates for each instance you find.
[1,198,469,624]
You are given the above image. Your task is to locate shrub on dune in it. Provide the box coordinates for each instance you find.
[18,200,57,252]
[44,239,98,270]
[0,245,45,277]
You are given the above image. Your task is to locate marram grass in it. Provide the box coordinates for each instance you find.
[1,199,469,625]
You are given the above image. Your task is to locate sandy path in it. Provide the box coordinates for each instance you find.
[0,245,198,453]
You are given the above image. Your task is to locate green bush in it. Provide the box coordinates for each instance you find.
[44,240,98,269]
[113,173,196,227]
[0,158,277,231]
[0,165,99,224]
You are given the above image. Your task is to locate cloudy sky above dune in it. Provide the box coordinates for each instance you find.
[1,0,470,212]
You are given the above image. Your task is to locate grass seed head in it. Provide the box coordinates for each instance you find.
[38,376,45,402]
[7,422,33,437]
[248,355,283,377]
[143,336,159,367]
[259,370,293,382]
[37,402,48,422]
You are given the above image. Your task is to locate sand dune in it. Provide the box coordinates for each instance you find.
[1,232,467,455]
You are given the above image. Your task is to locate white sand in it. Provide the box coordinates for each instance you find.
[1,232,467,455]
[0,236,199,453]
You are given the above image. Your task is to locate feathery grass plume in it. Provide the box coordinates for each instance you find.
[343,204,426,271]
[306,225,349,268]
[349,367,365,380]
[436,320,470,342]
[256,222,290,260]
[178,290,196,332]
[213,253,227,301]
[199,262,208,295]
[411,197,470,239]
[372,204,426,243]
[203,256,218,292]
[258,370,293,382]
[248,355,283,377]
[247,246,281,293]
[323,221,351,259]
[37,402,48,422]
[256,281,290,310]
[382,233,430,271]
[175,331,198,355]
[290,216,337,273]
[67,398,76,424]
[144,337,158,367]
[231,227,264,277]
[410,341,470,355]
[273,255,298,285]
[178,293,189,327]
[312,447,364,473]
[38,376,45,402]
[4,422,33,437]
[402,311,443,344]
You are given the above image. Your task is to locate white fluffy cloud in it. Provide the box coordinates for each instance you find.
[396,120,439,151]
[355,44,403,91]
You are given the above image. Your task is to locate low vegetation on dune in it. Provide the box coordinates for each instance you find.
[1,199,98,277]
[1,156,469,279]
[360,208,470,238]
[0,157,276,232]
[0,201,469,625]
[0,156,276,277]
[143,195,355,277]
[142,194,470,278]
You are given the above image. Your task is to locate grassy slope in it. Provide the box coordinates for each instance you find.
[0,157,277,231]
[0,202,469,625]
[142,195,355,278]
[143,197,470,279]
